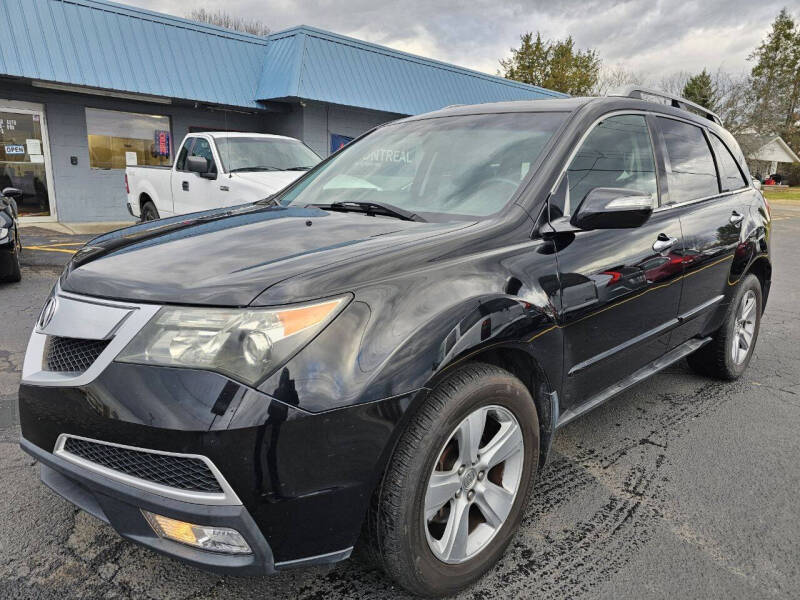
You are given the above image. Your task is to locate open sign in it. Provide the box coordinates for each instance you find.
[4,144,25,155]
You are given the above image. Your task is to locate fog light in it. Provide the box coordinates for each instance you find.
[142,511,252,554]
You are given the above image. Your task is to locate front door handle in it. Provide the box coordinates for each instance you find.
[653,233,678,253]
[182,181,189,191]
[730,211,744,225]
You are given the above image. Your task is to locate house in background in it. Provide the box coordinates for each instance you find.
[0,0,563,223]
[737,133,800,182]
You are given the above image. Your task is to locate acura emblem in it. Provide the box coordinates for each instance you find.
[38,296,58,330]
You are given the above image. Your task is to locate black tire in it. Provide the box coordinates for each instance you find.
[367,362,539,597]
[687,273,762,380]
[140,200,159,221]
[0,233,21,283]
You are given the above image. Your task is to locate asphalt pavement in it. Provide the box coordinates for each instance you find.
[1,206,798,599]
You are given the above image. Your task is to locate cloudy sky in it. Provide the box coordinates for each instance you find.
[124,0,793,81]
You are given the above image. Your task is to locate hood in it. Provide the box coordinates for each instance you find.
[61,204,473,306]
[230,170,304,193]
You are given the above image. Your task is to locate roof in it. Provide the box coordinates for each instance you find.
[255,26,566,114]
[0,0,565,114]
[738,133,800,163]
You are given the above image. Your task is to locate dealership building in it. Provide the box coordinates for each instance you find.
[0,0,563,223]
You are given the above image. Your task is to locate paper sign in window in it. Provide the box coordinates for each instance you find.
[26,139,42,155]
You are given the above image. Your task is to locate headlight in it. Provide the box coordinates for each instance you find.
[0,227,8,241]
[117,296,349,385]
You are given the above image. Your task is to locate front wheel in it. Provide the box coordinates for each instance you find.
[687,273,762,380]
[369,362,539,597]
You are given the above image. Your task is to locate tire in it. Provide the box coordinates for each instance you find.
[140,200,159,222]
[367,362,539,597]
[0,233,21,283]
[687,273,762,380]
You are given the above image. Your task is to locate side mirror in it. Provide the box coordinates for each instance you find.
[186,156,209,174]
[2,187,23,201]
[572,187,653,230]
[751,177,761,190]
[186,156,217,180]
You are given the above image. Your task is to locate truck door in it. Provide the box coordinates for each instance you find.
[172,136,219,215]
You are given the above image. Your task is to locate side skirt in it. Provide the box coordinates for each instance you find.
[556,336,711,428]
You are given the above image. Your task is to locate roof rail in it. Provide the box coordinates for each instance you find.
[606,86,722,125]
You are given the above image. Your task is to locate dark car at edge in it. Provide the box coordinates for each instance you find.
[19,89,771,597]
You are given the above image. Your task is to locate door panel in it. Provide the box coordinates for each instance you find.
[555,211,684,409]
[551,114,683,411]
[172,137,218,215]
[671,194,747,339]
[654,117,749,341]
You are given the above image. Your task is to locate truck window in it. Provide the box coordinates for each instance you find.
[176,139,193,171]
[189,138,216,173]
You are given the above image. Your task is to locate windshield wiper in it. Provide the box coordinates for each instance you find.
[285,166,312,171]
[229,166,281,172]
[319,201,426,222]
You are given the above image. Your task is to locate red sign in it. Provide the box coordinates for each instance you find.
[154,130,170,157]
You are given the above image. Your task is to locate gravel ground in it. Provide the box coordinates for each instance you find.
[1,206,798,599]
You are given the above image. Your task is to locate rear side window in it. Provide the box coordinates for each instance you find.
[709,134,748,191]
[560,114,657,217]
[657,117,718,203]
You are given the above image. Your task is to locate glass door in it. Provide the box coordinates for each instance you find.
[0,101,55,219]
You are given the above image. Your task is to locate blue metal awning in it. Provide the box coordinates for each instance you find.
[0,0,566,114]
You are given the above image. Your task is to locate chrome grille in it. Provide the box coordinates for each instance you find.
[44,336,110,373]
[62,437,223,493]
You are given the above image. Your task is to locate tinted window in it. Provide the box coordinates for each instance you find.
[280,112,567,219]
[175,139,192,171]
[189,138,216,173]
[709,133,748,191]
[658,118,718,203]
[560,114,657,217]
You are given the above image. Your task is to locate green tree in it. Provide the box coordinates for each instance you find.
[748,8,800,134]
[682,69,717,108]
[499,32,600,96]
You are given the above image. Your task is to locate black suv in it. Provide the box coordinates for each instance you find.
[19,90,770,597]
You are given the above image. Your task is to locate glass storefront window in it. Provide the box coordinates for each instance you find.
[86,108,171,169]
[0,110,51,217]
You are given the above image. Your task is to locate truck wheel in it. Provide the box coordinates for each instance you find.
[687,273,762,380]
[368,362,539,597]
[141,200,159,222]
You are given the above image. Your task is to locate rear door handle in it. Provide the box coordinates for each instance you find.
[653,233,678,253]
[182,181,189,191]
[730,211,744,225]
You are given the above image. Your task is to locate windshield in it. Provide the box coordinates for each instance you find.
[215,137,321,172]
[279,112,567,219]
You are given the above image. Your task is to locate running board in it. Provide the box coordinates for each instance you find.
[556,337,711,428]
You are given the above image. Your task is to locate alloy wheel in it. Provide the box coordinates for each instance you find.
[423,405,524,564]
[732,289,757,365]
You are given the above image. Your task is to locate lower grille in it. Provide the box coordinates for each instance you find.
[44,336,110,373]
[62,437,223,493]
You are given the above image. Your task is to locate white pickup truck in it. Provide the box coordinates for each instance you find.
[125,132,321,220]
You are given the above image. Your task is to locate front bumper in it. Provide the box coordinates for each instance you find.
[21,436,276,575]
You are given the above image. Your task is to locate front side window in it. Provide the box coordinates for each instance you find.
[86,108,171,169]
[279,112,567,219]
[215,137,320,173]
[709,133,748,191]
[189,138,216,173]
[657,117,719,203]
[175,139,192,171]
[557,114,657,218]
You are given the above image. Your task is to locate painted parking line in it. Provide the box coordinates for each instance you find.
[24,245,78,254]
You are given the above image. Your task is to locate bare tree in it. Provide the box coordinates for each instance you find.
[657,71,691,97]
[187,8,270,37]
[591,63,646,95]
